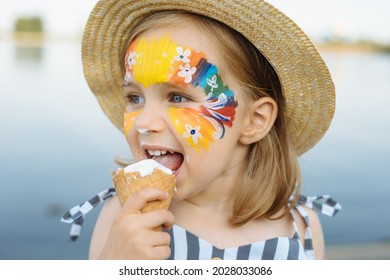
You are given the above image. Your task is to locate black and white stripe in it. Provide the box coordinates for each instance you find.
[298,195,342,217]
[162,195,341,260]
[164,223,306,260]
[61,188,116,240]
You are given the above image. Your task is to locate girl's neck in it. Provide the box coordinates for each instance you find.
[185,163,241,210]
[170,154,246,231]
[171,172,239,226]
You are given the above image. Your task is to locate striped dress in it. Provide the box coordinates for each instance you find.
[164,198,338,260]
[61,190,341,260]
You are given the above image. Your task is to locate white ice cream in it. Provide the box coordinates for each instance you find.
[123,159,173,177]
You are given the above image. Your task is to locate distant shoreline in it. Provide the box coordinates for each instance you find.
[0,31,82,45]
[317,42,390,54]
[2,31,389,54]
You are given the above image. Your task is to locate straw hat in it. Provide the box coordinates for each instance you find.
[82,0,335,155]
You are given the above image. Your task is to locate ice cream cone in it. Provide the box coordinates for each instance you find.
[112,160,176,231]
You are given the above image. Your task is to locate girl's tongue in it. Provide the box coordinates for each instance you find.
[152,152,184,172]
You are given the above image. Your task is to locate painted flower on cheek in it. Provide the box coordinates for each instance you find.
[178,64,197,84]
[168,107,215,151]
[182,124,202,145]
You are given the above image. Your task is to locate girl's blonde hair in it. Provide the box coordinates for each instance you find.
[122,11,301,226]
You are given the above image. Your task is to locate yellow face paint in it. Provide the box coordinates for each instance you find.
[124,35,238,151]
[126,36,180,88]
[168,107,216,152]
[124,110,141,136]
[125,35,207,89]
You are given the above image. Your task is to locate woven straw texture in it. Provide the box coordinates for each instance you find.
[82,0,335,155]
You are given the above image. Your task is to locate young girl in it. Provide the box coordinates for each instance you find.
[62,0,341,260]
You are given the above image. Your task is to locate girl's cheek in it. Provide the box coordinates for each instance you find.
[168,107,216,152]
[124,109,141,137]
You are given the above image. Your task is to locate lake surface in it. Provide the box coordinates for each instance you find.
[1,39,389,259]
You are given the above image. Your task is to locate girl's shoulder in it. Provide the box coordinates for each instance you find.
[89,195,121,259]
[292,205,324,259]
[291,195,342,259]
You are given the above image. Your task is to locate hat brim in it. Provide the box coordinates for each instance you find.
[82,0,335,155]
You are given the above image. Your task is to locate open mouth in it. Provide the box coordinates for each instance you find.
[145,149,184,175]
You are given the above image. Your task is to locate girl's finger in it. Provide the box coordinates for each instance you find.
[142,209,175,231]
[121,187,169,213]
[147,230,171,247]
[151,245,172,260]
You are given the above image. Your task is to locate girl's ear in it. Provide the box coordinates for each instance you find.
[239,97,278,145]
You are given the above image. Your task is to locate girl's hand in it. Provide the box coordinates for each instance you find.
[97,187,174,260]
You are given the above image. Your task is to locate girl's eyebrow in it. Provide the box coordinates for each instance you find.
[122,81,183,89]
[160,82,184,90]
[122,81,143,92]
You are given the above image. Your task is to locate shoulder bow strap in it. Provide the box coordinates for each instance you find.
[61,188,116,241]
[297,195,342,217]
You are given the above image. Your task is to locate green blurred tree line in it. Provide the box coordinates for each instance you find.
[14,16,43,33]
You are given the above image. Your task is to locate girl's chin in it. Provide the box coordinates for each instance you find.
[171,184,187,203]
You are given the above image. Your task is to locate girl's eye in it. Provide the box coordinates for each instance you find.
[170,93,189,103]
[126,94,145,104]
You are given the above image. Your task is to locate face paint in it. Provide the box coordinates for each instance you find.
[124,110,141,136]
[168,107,217,152]
[124,35,238,150]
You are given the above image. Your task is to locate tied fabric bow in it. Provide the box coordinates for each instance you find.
[296,195,342,217]
[61,188,116,241]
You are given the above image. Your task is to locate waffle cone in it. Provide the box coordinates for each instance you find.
[112,168,175,231]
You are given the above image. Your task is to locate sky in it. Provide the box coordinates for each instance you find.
[0,0,389,43]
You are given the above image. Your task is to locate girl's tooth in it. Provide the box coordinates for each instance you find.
[147,149,173,156]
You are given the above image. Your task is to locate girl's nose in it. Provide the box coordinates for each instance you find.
[134,102,166,134]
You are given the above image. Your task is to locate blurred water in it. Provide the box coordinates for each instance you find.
[0,40,389,259]
[301,51,390,246]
